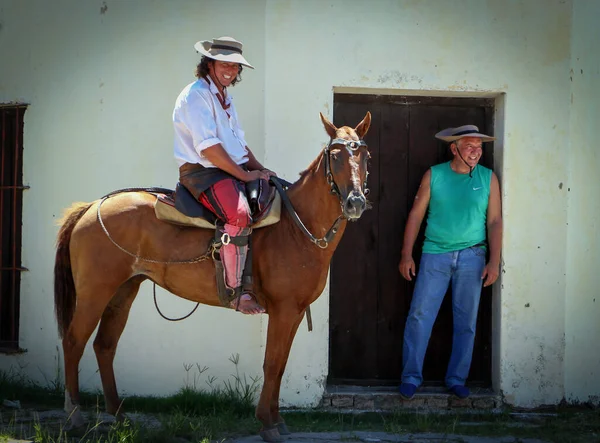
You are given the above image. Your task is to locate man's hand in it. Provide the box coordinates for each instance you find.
[244,170,271,182]
[399,255,416,281]
[481,261,500,287]
[261,168,278,179]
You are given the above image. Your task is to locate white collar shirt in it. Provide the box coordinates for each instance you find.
[173,77,248,168]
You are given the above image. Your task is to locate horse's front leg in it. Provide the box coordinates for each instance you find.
[270,309,306,435]
[256,304,304,443]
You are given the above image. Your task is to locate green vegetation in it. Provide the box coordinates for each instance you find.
[0,359,598,443]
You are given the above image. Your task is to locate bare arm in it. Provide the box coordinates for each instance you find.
[202,144,270,182]
[245,147,277,177]
[482,172,503,287]
[244,147,264,170]
[399,169,431,281]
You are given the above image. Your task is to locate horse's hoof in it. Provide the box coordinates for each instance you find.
[276,422,291,435]
[63,422,82,432]
[115,411,130,423]
[64,411,86,431]
[259,427,285,442]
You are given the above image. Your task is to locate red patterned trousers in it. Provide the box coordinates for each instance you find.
[199,178,252,290]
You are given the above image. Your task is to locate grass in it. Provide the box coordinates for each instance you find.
[1,361,599,442]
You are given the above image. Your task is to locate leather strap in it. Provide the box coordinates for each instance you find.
[270,177,343,249]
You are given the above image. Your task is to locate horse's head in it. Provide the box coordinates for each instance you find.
[319,111,372,220]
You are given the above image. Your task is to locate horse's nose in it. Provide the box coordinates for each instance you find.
[344,192,366,218]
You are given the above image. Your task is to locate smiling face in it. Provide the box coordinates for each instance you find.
[208,60,240,90]
[451,136,483,168]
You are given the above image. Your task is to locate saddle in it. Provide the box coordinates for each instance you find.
[154,180,281,230]
[153,179,282,308]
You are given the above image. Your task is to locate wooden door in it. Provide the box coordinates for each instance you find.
[329,95,494,386]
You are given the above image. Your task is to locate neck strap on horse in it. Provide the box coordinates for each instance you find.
[270,177,343,249]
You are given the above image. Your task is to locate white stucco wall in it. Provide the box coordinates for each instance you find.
[0,0,268,397]
[0,0,596,408]
[565,0,600,405]
[266,0,572,407]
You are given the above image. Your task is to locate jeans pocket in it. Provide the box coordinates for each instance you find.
[472,246,486,257]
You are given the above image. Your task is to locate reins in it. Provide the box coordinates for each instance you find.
[270,177,343,249]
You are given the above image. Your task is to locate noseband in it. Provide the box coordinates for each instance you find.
[324,138,370,198]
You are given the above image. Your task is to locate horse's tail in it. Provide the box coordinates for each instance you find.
[54,202,93,339]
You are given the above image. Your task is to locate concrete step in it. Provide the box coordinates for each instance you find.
[320,386,501,412]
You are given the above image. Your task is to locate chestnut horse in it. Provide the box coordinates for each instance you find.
[54,112,371,442]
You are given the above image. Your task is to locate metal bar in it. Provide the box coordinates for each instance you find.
[11,108,21,343]
[0,104,28,109]
[0,185,30,190]
[0,344,27,355]
[0,109,5,332]
[0,267,29,272]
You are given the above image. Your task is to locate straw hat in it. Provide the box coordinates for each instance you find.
[194,36,254,69]
[435,125,495,142]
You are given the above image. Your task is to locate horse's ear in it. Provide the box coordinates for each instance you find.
[354,112,371,139]
[320,112,338,139]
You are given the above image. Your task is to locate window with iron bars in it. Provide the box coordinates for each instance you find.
[0,105,27,352]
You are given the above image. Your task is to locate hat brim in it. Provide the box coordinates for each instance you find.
[436,132,495,142]
[194,40,254,69]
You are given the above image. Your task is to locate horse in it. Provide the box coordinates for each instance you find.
[53,111,372,442]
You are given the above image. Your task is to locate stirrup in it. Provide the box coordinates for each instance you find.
[231,288,264,314]
[232,288,257,312]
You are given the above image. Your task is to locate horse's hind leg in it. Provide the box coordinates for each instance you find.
[63,284,116,428]
[93,276,144,417]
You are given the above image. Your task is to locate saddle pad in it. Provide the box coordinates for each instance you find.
[154,191,281,230]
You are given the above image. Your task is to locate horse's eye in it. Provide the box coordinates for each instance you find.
[332,153,338,160]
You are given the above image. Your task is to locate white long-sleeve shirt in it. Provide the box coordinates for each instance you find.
[173,77,249,168]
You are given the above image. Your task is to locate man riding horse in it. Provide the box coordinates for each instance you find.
[173,36,275,315]
[54,34,373,442]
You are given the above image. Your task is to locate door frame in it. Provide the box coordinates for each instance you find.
[327,91,505,393]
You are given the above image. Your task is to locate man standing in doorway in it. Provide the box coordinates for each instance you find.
[398,125,502,399]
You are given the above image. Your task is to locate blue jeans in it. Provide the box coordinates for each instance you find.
[401,246,486,388]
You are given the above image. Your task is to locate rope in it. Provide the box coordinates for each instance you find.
[96,188,215,322]
[96,193,216,265]
[153,284,200,321]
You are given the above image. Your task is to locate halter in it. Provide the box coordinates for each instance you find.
[324,138,370,197]
[269,138,369,249]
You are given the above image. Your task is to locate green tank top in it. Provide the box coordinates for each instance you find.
[422,162,492,254]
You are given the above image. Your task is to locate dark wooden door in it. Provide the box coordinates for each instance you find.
[329,95,494,387]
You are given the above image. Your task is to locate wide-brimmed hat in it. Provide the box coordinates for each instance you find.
[435,125,495,143]
[193,36,254,69]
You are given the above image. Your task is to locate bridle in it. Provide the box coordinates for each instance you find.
[324,138,370,198]
[270,137,369,249]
